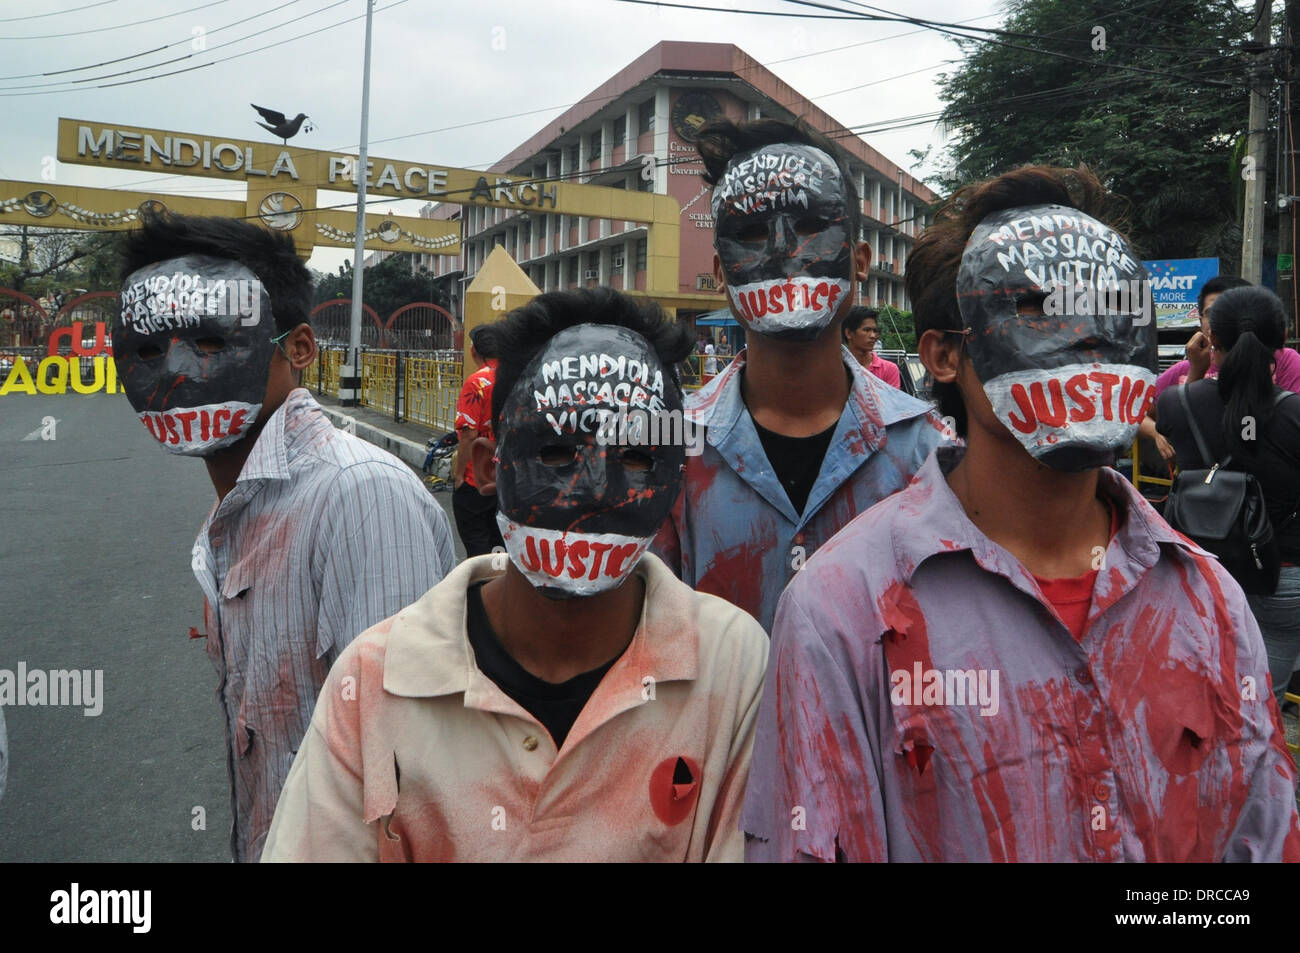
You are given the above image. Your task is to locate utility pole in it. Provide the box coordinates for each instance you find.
[1243,0,1271,284]
[340,0,375,408]
[1283,0,1300,339]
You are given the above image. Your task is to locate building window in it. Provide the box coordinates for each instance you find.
[521,219,531,244]
[567,256,579,284]
[589,130,602,161]
[638,98,655,135]
[567,142,579,170]
[613,115,626,148]
[635,238,647,271]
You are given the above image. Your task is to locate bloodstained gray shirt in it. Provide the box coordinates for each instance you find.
[743,446,1300,862]
[192,387,454,862]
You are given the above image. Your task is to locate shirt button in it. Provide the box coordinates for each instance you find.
[1093,782,1110,801]
[522,735,539,751]
[793,533,806,545]
[1076,668,1092,684]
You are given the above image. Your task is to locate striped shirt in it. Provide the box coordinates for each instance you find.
[192,387,455,862]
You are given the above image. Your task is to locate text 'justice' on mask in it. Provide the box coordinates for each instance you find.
[712,142,854,342]
[956,204,1157,471]
[114,255,277,456]
[493,323,686,597]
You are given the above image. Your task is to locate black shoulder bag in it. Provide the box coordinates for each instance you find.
[1162,385,1288,595]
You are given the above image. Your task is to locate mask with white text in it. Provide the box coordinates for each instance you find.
[712,143,854,341]
[956,204,1157,471]
[114,255,276,456]
[494,324,685,598]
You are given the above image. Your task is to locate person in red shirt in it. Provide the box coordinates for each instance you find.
[453,326,502,556]
[842,306,902,387]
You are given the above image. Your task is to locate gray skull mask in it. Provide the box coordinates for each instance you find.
[711,143,854,341]
[114,255,275,456]
[956,204,1157,471]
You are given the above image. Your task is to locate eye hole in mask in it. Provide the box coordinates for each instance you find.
[734,222,768,243]
[195,336,226,353]
[539,445,576,467]
[1015,291,1048,317]
[794,215,830,236]
[137,344,164,361]
[619,448,654,472]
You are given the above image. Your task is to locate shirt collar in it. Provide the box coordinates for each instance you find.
[890,445,1199,588]
[685,344,917,452]
[383,552,700,700]
[237,387,330,484]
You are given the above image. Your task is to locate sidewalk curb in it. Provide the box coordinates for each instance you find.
[318,406,428,470]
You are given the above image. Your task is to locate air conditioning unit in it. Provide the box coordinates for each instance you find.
[613,255,625,268]
[584,269,599,280]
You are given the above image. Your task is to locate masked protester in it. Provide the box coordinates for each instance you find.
[742,166,1300,862]
[113,214,455,862]
[263,288,768,863]
[652,119,946,634]
[452,325,503,556]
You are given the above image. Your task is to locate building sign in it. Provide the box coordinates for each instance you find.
[43,115,681,296]
[1141,258,1219,330]
[671,91,722,143]
[58,118,652,220]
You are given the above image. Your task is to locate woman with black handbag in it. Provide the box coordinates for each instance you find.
[1157,286,1300,706]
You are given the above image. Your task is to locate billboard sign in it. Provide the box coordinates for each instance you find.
[1141,258,1219,330]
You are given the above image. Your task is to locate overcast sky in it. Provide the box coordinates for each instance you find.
[0,0,1001,272]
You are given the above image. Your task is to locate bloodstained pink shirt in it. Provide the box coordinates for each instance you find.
[742,446,1300,862]
[1153,347,1300,399]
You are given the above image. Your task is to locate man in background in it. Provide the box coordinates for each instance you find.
[453,326,502,557]
[842,305,901,387]
[654,118,944,633]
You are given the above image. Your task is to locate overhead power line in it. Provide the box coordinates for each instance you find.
[0,0,233,40]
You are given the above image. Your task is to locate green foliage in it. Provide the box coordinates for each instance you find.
[933,0,1258,264]
[312,253,443,319]
[876,305,916,352]
[0,227,118,295]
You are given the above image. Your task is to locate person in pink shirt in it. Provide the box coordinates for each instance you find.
[842,305,902,387]
[1140,275,1300,461]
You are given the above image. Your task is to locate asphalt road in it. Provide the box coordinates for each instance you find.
[0,391,457,861]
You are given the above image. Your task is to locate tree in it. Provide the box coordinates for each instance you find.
[311,253,437,318]
[876,305,916,352]
[931,0,1260,264]
[0,226,117,295]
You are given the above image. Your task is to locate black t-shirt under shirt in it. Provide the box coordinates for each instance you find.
[464,582,619,749]
[752,419,838,516]
[1155,380,1300,561]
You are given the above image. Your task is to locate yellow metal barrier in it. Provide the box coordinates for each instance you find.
[405,356,462,432]
[308,347,344,398]
[307,348,462,433]
[1130,437,1174,493]
[681,351,735,391]
[361,352,398,416]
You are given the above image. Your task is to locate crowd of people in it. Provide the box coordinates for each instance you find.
[15,116,1293,862]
